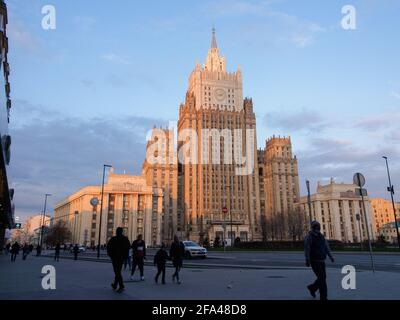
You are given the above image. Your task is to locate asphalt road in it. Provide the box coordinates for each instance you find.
[3,254,400,300]
[46,249,400,272]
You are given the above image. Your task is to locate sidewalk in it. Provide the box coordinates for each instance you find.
[0,255,399,300]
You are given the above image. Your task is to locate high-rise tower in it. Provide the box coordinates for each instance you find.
[259,136,300,239]
[177,29,261,243]
[142,127,178,244]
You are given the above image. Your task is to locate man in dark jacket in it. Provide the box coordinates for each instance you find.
[73,244,79,260]
[5,242,11,255]
[22,243,29,260]
[154,243,169,284]
[131,234,146,281]
[170,235,185,284]
[54,243,61,262]
[36,244,42,256]
[107,227,131,293]
[10,242,20,262]
[304,221,334,300]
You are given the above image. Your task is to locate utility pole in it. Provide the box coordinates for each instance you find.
[383,156,400,249]
[40,194,51,247]
[97,164,112,258]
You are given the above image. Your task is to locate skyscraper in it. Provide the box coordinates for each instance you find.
[142,127,178,244]
[259,136,300,239]
[177,29,261,243]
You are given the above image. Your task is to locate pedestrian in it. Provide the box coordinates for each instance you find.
[29,244,33,253]
[131,234,146,281]
[5,243,11,255]
[22,243,29,260]
[73,244,79,260]
[304,220,335,301]
[154,243,169,284]
[36,244,42,256]
[123,247,132,271]
[170,235,185,284]
[54,242,61,262]
[10,242,20,262]
[107,227,131,293]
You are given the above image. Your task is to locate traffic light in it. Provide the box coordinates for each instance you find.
[14,223,22,229]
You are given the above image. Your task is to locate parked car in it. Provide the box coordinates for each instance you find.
[183,241,207,259]
[70,246,86,253]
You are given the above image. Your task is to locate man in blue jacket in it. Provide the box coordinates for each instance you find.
[304,221,334,300]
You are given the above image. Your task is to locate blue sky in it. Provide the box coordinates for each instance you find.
[6,0,400,220]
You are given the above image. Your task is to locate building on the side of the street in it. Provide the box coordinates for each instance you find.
[177,28,261,244]
[23,214,51,234]
[258,136,300,240]
[378,221,400,244]
[370,198,400,236]
[54,171,163,246]
[0,0,14,249]
[142,127,178,244]
[296,178,375,243]
[11,214,51,244]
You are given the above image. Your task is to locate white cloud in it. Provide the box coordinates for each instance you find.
[74,16,97,30]
[9,100,164,220]
[101,53,132,65]
[263,108,328,133]
[7,20,42,54]
[391,91,400,99]
[356,112,400,130]
[291,35,314,48]
[206,0,326,48]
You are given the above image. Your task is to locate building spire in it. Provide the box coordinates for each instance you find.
[204,27,225,72]
[211,27,218,49]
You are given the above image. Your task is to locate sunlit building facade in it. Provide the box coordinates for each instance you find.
[54,172,163,246]
[258,136,300,239]
[297,179,375,242]
[142,127,178,244]
[370,198,400,236]
[177,29,261,243]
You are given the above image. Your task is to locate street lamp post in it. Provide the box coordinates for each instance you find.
[40,193,51,248]
[355,172,375,273]
[226,184,233,247]
[306,180,313,225]
[383,156,400,249]
[356,213,363,251]
[73,211,79,244]
[97,164,112,258]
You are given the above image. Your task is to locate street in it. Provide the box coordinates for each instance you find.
[1,251,400,300]
[46,249,400,272]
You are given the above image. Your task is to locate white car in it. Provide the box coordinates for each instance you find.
[183,241,207,259]
[70,246,86,253]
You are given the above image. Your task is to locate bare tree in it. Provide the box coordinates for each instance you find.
[45,220,72,246]
[260,215,268,242]
[287,207,308,241]
[269,213,286,241]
